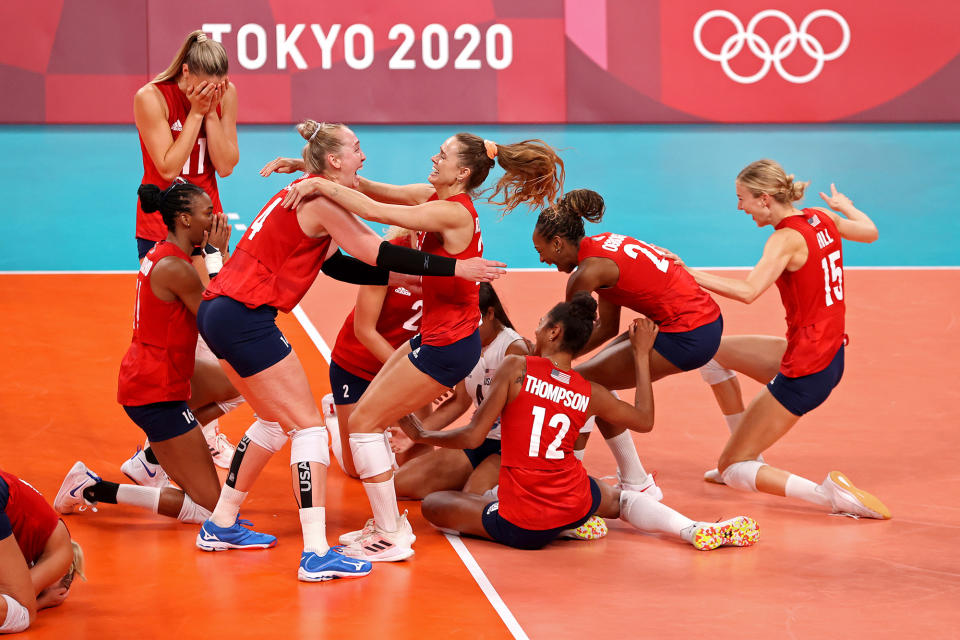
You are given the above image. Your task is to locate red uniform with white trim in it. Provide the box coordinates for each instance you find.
[498,357,593,530]
[417,193,482,346]
[775,209,846,377]
[204,174,333,313]
[137,81,223,242]
[0,470,61,565]
[118,241,198,406]
[577,233,720,332]
[332,239,424,380]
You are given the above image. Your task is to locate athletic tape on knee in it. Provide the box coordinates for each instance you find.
[290,427,330,467]
[700,359,737,385]
[721,460,764,492]
[349,432,393,479]
[0,594,30,633]
[384,431,399,471]
[215,395,245,415]
[177,495,213,524]
[245,417,287,453]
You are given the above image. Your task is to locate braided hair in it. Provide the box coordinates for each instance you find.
[137,179,207,231]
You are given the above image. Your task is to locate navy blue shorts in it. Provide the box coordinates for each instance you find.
[0,475,11,541]
[123,400,199,442]
[767,346,845,416]
[464,437,501,468]
[329,360,373,405]
[408,330,482,388]
[137,238,157,261]
[480,477,602,550]
[197,296,292,378]
[654,314,723,371]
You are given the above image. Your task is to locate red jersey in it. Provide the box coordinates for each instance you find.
[331,242,424,381]
[577,233,720,332]
[417,193,482,346]
[498,357,593,530]
[775,209,846,377]
[0,470,60,565]
[118,241,198,406]
[136,81,223,241]
[205,174,333,313]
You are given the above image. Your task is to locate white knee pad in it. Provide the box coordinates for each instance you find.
[721,460,764,492]
[177,495,213,524]
[0,594,30,632]
[290,426,330,467]
[215,395,245,415]
[349,432,393,479]
[245,417,288,453]
[700,359,737,385]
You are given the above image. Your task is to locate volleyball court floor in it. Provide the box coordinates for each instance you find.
[1,267,958,639]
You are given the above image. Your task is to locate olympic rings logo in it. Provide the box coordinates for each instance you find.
[693,9,850,84]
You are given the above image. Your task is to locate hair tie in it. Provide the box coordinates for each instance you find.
[308,126,320,143]
[483,139,498,160]
[196,33,207,43]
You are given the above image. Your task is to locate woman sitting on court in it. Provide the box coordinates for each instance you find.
[399,293,760,551]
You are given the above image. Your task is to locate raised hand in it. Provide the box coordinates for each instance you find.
[260,156,306,177]
[207,212,232,254]
[819,183,854,214]
[628,314,659,354]
[186,80,216,115]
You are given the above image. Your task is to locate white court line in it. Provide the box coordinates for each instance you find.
[289,302,529,640]
[291,304,332,362]
[444,533,530,640]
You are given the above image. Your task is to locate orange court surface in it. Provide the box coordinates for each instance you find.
[1,269,958,639]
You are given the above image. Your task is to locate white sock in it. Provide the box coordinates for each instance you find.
[300,506,329,554]
[116,485,161,513]
[605,430,648,484]
[211,484,246,527]
[177,495,213,524]
[619,490,694,540]
[362,477,400,532]
[785,474,832,508]
[573,448,585,461]
[326,414,344,471]
[723,412,743,433]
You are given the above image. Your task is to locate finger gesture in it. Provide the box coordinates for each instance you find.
[819,183,853,214]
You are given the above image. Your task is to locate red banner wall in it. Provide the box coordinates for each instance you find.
[2,0,958,123]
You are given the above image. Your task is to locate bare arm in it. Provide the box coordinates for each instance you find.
[566,257,621,353]
[134,83,214,182]
[399,356,524,450]
[29,522,72,597]
[358,177,436,205]
[813,184,878,243]
[418,381,473,431]
[353,285,395,364]
[0,535,38,628]
[685,229,802,304]
[202,80,239,178]
[152,257,206,315]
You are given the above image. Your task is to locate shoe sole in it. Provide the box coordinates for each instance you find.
[693,517,760,551]
[560,517,609,540]
[828,471,892,519]
[54,461,90,514]
[196,537,277,552]
[298,568,372,581]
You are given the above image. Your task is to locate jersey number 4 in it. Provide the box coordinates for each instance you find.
[528,406,570,460]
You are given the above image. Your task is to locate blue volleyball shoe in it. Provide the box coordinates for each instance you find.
[298,546,372,582]
[196,517,277,551]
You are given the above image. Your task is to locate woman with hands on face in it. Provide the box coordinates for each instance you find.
[398,294,759,552]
